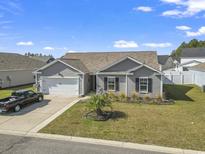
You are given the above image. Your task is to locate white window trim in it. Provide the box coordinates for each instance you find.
[107,76,116,91]
[139,77,148,94]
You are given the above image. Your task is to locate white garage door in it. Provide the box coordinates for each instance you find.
[41,77,79,96]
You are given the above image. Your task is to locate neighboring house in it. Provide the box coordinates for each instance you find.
[0,53,46,88]
[34,51,163,98]
[181,48,205,65]
[158,55,175,72]
[189,62,205,87]
[163,48,205,85]
[30,55,55,64]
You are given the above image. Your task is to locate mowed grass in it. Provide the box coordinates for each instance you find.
[40,85,205,151]
[0,85,35,99]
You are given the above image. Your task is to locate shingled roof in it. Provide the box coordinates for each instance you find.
[181,48,205,58]
[60,58,89,73]
[62,51,160,73]
[189,62,205,72]
[0,53,46,71]
[158,55,170,65]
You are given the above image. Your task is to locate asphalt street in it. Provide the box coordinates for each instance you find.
[0,134,167,154]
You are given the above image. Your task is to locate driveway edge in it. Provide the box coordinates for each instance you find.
[29,96,89,133]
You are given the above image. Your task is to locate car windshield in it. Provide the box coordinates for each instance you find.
[12,92,24,97]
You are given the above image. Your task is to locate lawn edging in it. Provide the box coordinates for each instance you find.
[27,132,205,154]
[29,96,89,133]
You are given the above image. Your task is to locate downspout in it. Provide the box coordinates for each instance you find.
[82,74,85,96]
[126,74,128,96]
[161,74,163,98]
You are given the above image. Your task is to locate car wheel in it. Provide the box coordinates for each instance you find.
[38,96,43,102]
[14,105,21,112]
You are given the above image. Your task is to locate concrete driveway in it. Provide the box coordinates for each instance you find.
[0,95,77,133]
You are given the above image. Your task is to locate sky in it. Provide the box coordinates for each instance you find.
[0,0,205,58]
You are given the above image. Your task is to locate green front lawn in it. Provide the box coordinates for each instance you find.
[0,85,35,99]
[40,85,205,151]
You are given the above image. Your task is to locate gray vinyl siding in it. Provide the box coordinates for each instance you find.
[128,66,162,97]
[97,66,162,98]
[103,58,140,72]
[96,75,126,94]
[83,73,90,94]
[40,61,79,77]
[0,70,35,88]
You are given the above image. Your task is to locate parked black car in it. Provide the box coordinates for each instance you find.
[0,90,44,112]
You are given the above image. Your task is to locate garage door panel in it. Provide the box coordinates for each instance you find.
[41,78,79,96]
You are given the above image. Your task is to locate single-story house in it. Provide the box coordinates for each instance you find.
[0,53,46,88]
[189,62,205,88]
[34,51,163,98]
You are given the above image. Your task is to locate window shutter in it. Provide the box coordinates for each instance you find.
[104,77,107,90]
[136,78,139,92]
[115,77,119,91]
[148,78,152,93]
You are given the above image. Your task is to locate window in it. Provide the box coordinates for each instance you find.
[139,77,148,93]
[107,77,115,91]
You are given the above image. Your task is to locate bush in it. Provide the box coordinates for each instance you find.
[108,92,118,102]
[131,92,140,103]
[143,95,151,103]
[119,92,127,103]
[87,94,112,116]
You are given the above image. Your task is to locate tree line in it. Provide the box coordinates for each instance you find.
[24,52,53,57]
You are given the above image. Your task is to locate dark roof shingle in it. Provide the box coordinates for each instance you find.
[62,51,160,73]
[181,48,205,58]
[158,55,170,65]
[0,53,46,71]
[60,59,89,73]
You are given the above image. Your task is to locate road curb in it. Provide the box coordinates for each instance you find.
[0,127,204,154]
[26,133,204,154]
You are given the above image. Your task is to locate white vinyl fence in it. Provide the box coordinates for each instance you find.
[163,71,194,84]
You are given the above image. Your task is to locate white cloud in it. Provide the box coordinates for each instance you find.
[161,0,205,17]
[43,46,55,50]
[0,20,13,25]
[134,6,153,12]
[176,25,191,31]
[162,10,183,17]
[143,43,172,48]
[114,40,138,48]
[16,41,33,46]
[67,50,77,53]
[186,26,205,37]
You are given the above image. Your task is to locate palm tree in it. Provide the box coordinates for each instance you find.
[88,94,112,116]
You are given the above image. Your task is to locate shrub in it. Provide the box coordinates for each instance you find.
[131,92,140,103]
[108,92,118,102]
[143,95,151,103]
[87,94,112,116]
[119,92,127,103]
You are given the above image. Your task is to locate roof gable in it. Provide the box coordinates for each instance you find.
[35,59,88,74]
[98,57,142,72]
